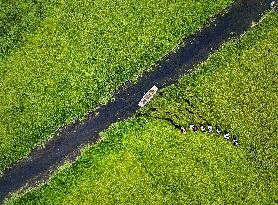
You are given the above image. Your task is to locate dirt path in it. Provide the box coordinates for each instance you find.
[0,0,270,203]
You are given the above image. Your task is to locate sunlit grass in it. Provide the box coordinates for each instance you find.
[7,10,277,205]
[0,0,233,171]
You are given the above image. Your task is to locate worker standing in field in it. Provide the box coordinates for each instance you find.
[190,124,198,132]
[223,132,230,140]
[181,126,186,134]
[216,127,221,135]
[200,125,206,132]
[232,137,240,146]
[208,125,213,133]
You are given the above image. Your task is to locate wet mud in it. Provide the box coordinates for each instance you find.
[0,0,271,203]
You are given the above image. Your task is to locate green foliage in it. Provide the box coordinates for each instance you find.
[151,11,278,174]
[7,11,278,205]
[8,119,264,205]
[0,0,58,60]
[0,0,233,171]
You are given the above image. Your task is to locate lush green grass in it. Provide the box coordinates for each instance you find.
[7,120,265,204]
[0,0,233,172]
[0,0,58,61]
[7,11,278,205]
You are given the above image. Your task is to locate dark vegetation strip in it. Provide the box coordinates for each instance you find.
[0,0,58,61]
[7,11,277,204]
[0,0,234,172]
[137,100,239,147]
[0,0,271,202]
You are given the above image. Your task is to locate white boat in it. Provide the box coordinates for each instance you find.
[138,85,158,107]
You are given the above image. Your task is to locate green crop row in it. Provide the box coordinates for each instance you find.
[7,10,277,205]
[0,0,233,172]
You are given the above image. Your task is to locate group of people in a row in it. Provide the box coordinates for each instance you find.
[180,124,239,146]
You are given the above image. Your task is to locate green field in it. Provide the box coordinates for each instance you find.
[0,0,233,172]
[7,11,278,205]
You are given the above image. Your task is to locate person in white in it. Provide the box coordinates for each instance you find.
[233,137,239,146]
[208,125,213,133]
[200,125,206,132]
[216,127,221,135]
[181,126,186,134]
[223,132,230,140]
[270,1,276,9]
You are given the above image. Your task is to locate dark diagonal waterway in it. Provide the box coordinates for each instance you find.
[0,0,271,203]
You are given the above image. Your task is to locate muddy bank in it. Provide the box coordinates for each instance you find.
[0,0,271,203]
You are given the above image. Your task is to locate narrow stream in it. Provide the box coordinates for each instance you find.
[0,0,271,203]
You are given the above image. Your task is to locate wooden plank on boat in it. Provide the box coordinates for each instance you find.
[138,85,158,107]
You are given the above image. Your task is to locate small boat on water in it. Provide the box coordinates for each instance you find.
[138,85,158,107]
